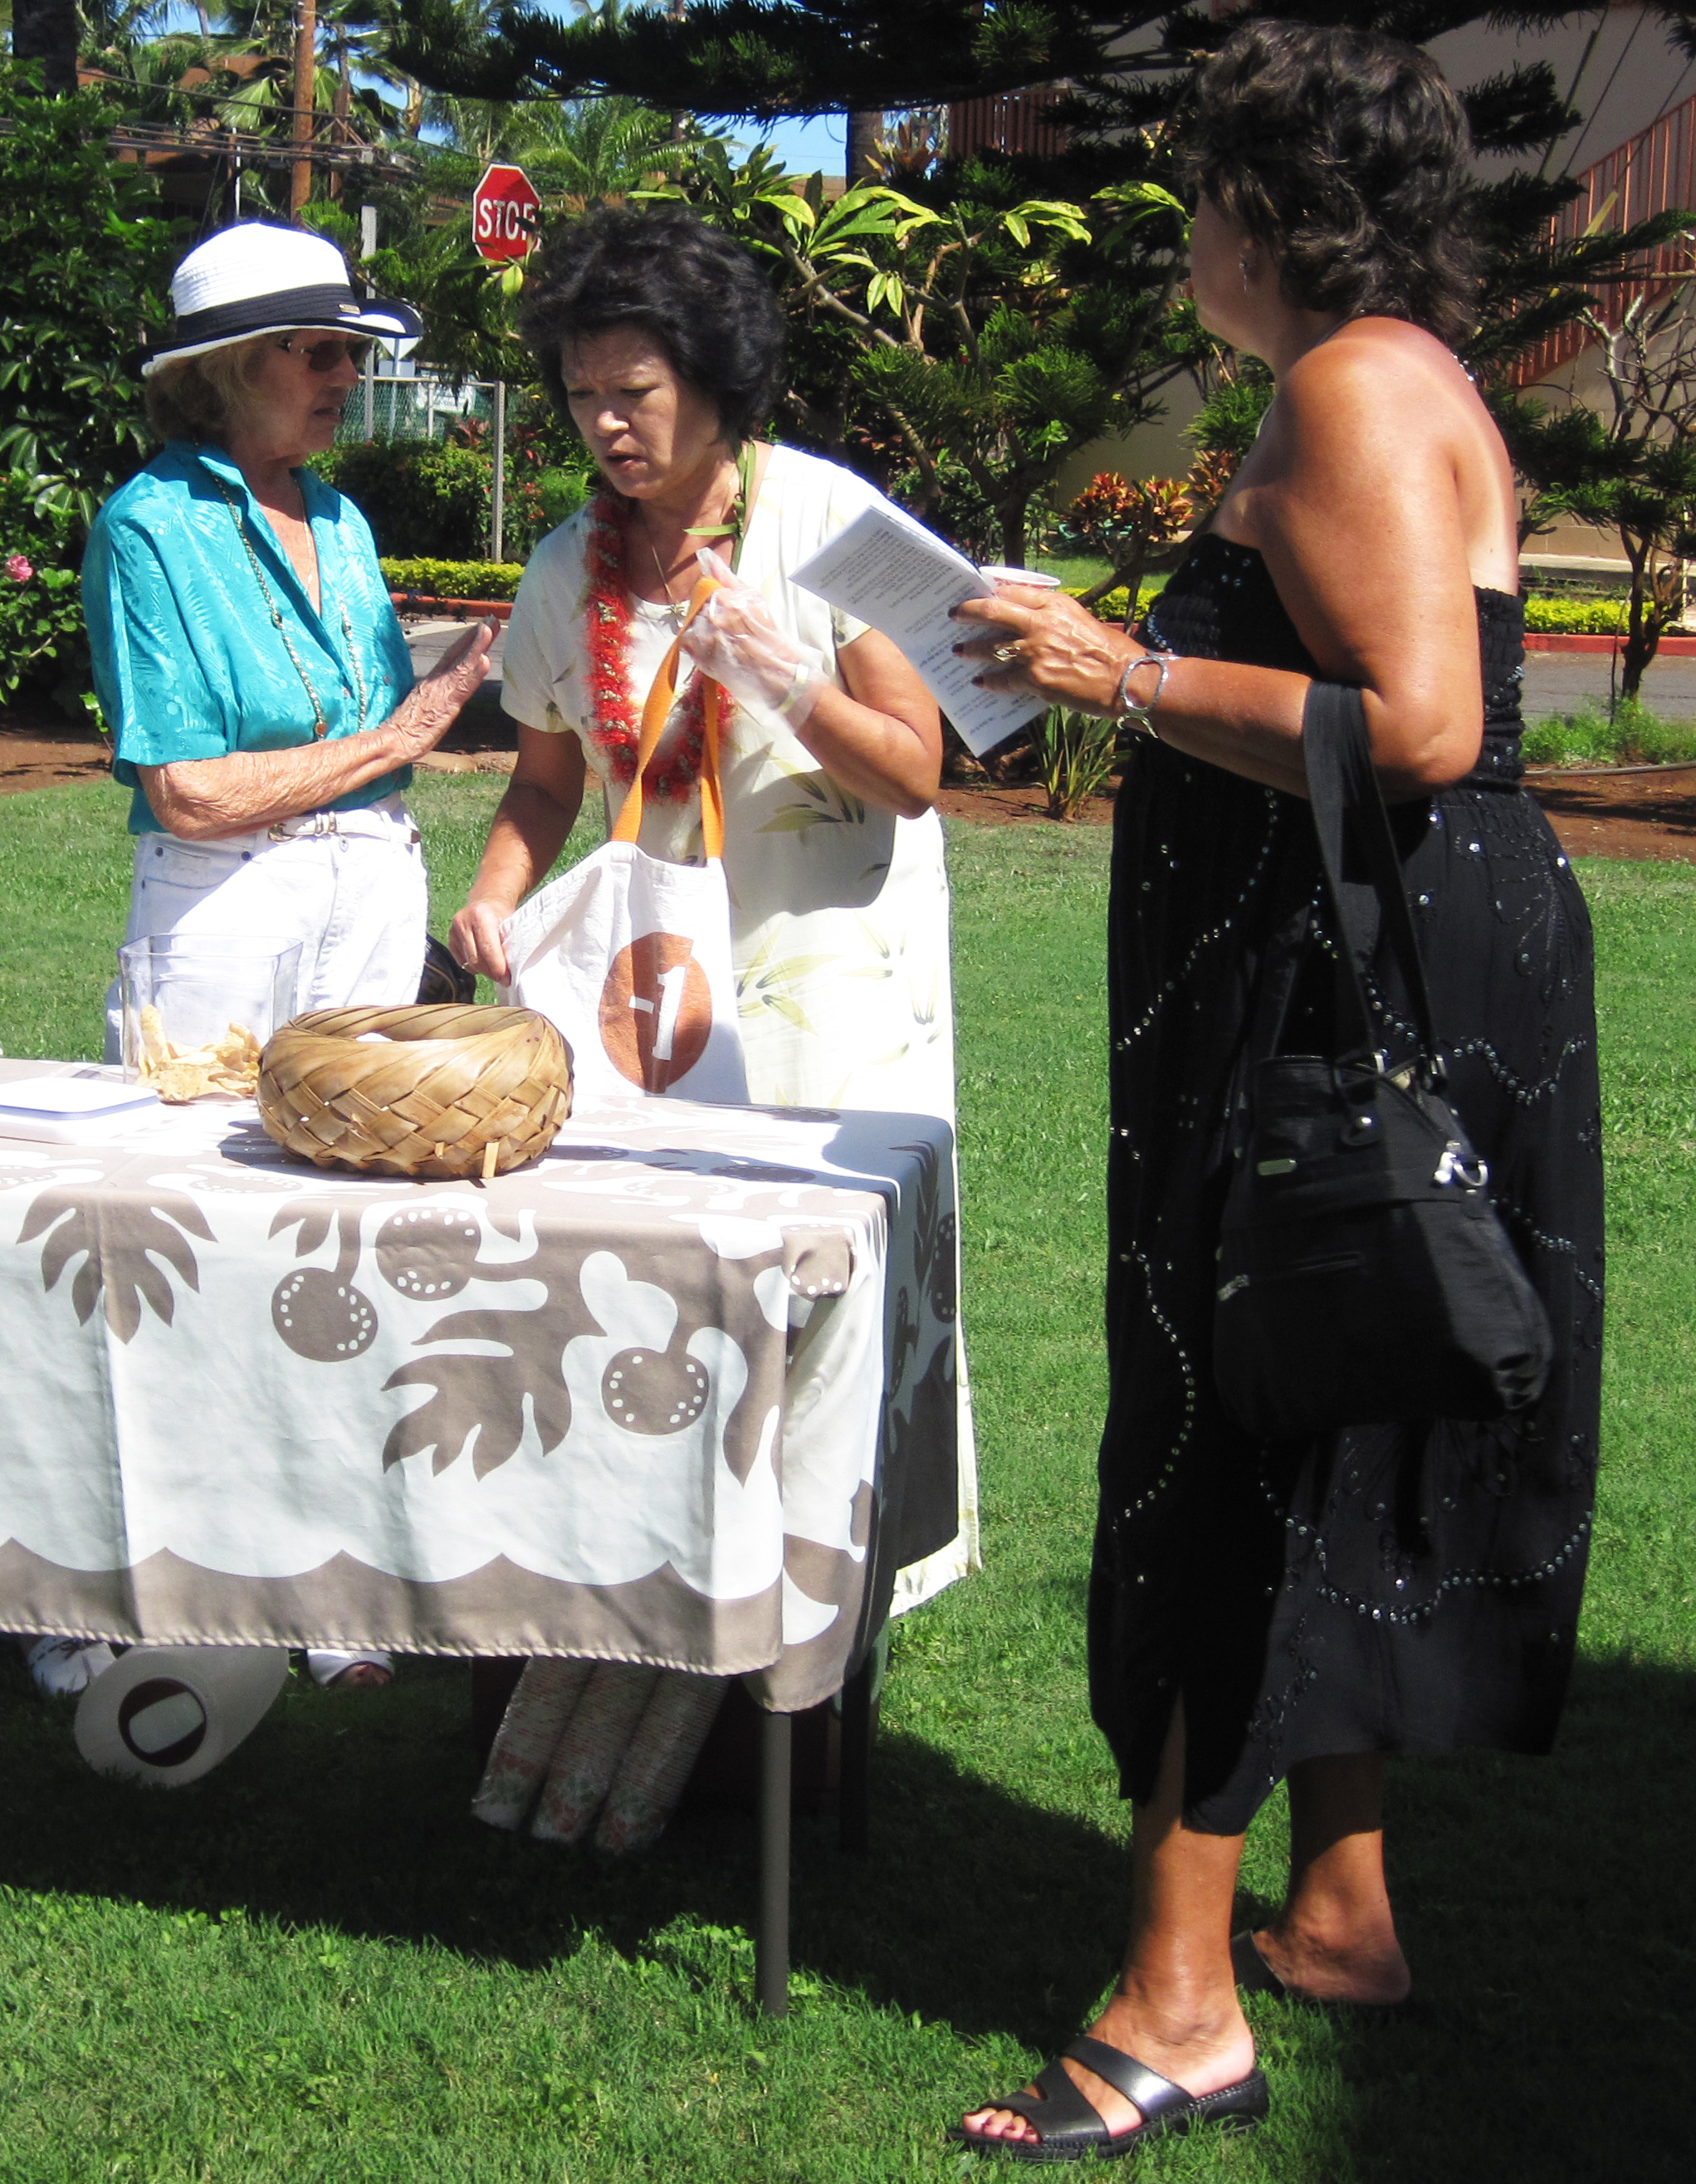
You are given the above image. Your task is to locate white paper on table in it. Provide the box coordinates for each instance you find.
[789,501,1049,755]
[0,1072,164,1143]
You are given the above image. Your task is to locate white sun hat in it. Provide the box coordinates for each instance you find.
[142,222,423,377]
[74,1644,290,1786]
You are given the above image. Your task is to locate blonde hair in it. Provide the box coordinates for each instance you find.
[144,335,276,444]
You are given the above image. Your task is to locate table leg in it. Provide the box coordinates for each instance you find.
[838,1653,873,1855]
[755,1709,792,2018]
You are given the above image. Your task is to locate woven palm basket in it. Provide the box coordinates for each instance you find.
[257,1004,572,1180]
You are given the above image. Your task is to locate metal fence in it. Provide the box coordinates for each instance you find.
[334,377,500,445]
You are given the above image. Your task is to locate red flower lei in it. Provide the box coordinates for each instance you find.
[584,490,711,802]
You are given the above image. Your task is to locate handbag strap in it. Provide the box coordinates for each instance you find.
[1301,682,1443,1072]
[610,575,727,858]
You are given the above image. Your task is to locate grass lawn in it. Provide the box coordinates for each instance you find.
[0,779,1692,2179]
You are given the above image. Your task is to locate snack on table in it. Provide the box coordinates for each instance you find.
[138,1006,262,1102]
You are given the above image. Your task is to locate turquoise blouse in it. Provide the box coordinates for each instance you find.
[83,442,414,833]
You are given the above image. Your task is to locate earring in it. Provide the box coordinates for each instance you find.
[1239,254,1253,287]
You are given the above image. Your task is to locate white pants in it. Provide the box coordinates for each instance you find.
[105,795,429,1060]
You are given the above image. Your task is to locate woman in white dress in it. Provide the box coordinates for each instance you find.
[451,205,975,1601]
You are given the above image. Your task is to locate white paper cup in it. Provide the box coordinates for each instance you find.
[979,565,1063,588]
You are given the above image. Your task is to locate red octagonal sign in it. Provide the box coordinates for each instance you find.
[472,163,541,261]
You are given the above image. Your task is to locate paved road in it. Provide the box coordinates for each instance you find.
[404,617,512,744]
[1523,649,1696,720]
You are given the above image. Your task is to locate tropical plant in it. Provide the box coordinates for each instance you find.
[1057,470,1196,610]
[638,140,1164,565]
[1030,706,1119,822]
[0,69,175,530]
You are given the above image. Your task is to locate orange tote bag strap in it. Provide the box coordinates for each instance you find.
[611,576,726,860]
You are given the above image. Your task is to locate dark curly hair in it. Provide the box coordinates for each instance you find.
[1189,19,1478,349]
[522,204,785,445]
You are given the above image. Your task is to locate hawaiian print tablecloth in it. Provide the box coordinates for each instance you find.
[0,1067,960,1711]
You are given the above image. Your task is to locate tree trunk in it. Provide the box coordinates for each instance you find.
[1619,542,1681,703]
[999,496,1029,571]
[1619,535,1656,703]
[846,111,883,183]
[12,0,79,95]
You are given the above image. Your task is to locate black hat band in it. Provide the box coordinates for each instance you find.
[172,282,363,347]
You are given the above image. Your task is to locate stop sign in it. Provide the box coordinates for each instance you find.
[472,164,541,261]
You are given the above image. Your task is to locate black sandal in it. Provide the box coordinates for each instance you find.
[948,2036,1268,2164]
[1231,1929,1405,2015]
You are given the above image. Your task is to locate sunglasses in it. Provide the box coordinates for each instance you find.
[276,333,375,372]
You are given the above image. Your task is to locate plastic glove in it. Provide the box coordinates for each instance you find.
[679,549,827,727]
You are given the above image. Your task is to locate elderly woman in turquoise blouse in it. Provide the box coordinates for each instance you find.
[25,224,493,1703]
[85,223,491,1038]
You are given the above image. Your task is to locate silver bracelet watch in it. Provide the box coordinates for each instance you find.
[1112,651,1175,735]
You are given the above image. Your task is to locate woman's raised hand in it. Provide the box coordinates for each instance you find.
[680,550,824,725]
[383,620,497,762]
[951,586,1131,716]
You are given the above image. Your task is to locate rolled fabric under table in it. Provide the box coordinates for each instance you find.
[472,1657,594,1831]
[531,1661,661,1845]
[594,1670,731,1854]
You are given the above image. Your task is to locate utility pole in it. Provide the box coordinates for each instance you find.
[291,0,317,218]
[491,380,506,564]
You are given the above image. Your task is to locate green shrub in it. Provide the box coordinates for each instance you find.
[0,474,96,720]
[1522,594,1630,634]
[1522,696,1696,767]
[1063,580,1164,625]
[537,466,592,530]
[311,439,492,559]
[379,556,526,602]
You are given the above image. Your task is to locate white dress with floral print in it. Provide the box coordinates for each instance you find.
[501,444,975,1604]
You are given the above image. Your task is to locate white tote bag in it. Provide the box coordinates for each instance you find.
[499,584,750,1105]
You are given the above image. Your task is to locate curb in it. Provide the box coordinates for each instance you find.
[1522,631,1696,656]
[391,595,513,623]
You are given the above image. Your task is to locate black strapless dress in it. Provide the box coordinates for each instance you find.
[1092,535,1604,1831]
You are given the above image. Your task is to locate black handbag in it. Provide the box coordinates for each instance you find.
[1210,682,1554,1439]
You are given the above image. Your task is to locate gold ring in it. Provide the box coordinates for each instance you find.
[990,642,1022,666]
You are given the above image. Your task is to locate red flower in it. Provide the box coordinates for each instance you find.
[582,493,713,803]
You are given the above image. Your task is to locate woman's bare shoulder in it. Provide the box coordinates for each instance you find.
[1279,317,1475,427]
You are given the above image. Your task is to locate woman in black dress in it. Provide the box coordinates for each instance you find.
[950,21,1601,2163]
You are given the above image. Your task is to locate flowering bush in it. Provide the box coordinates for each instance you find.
[0,474,94,719]
[1060,473,1193,566]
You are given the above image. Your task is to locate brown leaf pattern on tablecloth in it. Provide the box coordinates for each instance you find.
[384,1298,581,1476]
[379,1220,826,1483]
[18,1184,215,1342]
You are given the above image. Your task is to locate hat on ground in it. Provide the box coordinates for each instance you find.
[142,222,423,377]
[74,1644,290,1786]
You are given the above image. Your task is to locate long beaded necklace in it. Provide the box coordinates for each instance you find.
[583,443,754,803]
[211,469,368,740]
